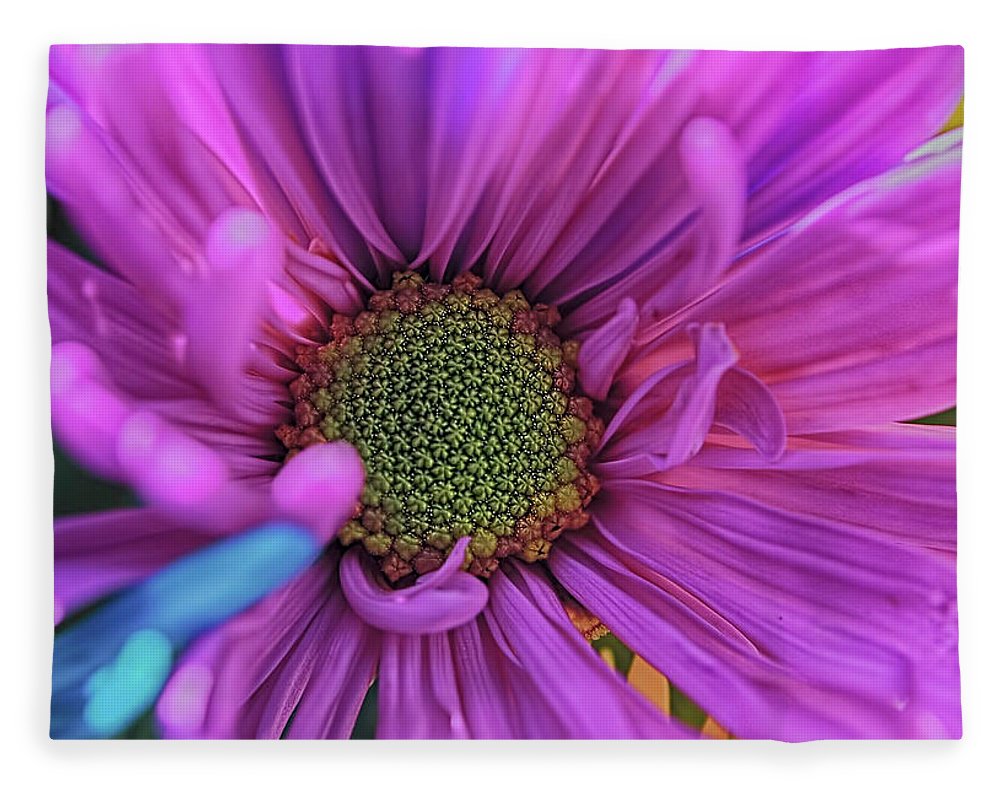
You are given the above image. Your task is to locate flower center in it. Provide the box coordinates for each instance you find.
[277,272,603,582]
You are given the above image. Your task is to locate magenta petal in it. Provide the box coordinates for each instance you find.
[577,298,639,401]
[573,479,960,739]
[46,69,202,304]
[486,52,670,293]
[284,601,378,739]
[115,410,228,511]
[185,209,287,418]
[284,46,410,263]
[289,47,537,273]
[270,442,366,544]
[744,47,963,239]
[598,323,738,470]
[713,367,787,461]
[660,424,955,551]
[55,509,211,623]
[50,45,250,249]
[284,47,414,263]
[157,562,336,738]
[634,323,738,464]
[561,48,961,338]
[625,142,960,432]
[52,342,273,530]
[447,619,520,738]
[484,563,692,738]
[207,45,380,279]
[48,242,196,402]
[51,341,131,480]
[286,244,366,316]
[643,116,746,318]
[253,585,377,739]
[340,539,487,635]
[377,632,470,739]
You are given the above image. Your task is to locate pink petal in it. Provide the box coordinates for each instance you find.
[45,97,187,303]
[623,141,960,433]
[558,480,959,739]
[524,51,805,305]
[115,410,227,511]
[48,243,196,401]
[207,45,381,282]
[377,632,470,739]
[561,48,962,336]
[55,509,211,623]
[51,341,131,481]
[339,539,488,635]
[184,208,287,420]
[447,619,520,738]
[658,424,955,551]
[284,602,378,739]
[642,116,746,319]
[713,367,787,462]
[484,562,692,738]
[598,324,784,478]
[157,561,339,738]
[270,442,366,545]
[744,47,964,239]
[577,298,639,401]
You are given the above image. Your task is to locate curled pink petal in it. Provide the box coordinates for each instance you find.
[714,367,787,462]
[271,442,366,544]
[597,323,788,477]
[646,116,746,314]
[340,539,488,635]
[602,323,739,465]
[625,142,961,431]
[577,297,638,401]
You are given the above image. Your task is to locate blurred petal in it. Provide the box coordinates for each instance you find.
[55,509,210,624]
[271,442,366,544]
[53,522,322,738]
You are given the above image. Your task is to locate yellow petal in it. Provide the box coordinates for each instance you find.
[701,716,730,740]
[941,98,964,133]
[626,655,671,715]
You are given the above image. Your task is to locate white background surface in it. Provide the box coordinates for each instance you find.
[2,1,996,789]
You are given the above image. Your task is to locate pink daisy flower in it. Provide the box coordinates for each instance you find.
[48,44,961,740]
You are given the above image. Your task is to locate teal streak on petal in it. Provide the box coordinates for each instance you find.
[52,521,321,738]
[83,629,173,737]
[138,521,321,645]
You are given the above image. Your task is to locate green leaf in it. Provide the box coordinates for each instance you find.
[910,407,956,426]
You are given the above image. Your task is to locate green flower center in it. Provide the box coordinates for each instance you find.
[277,272,602,582]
